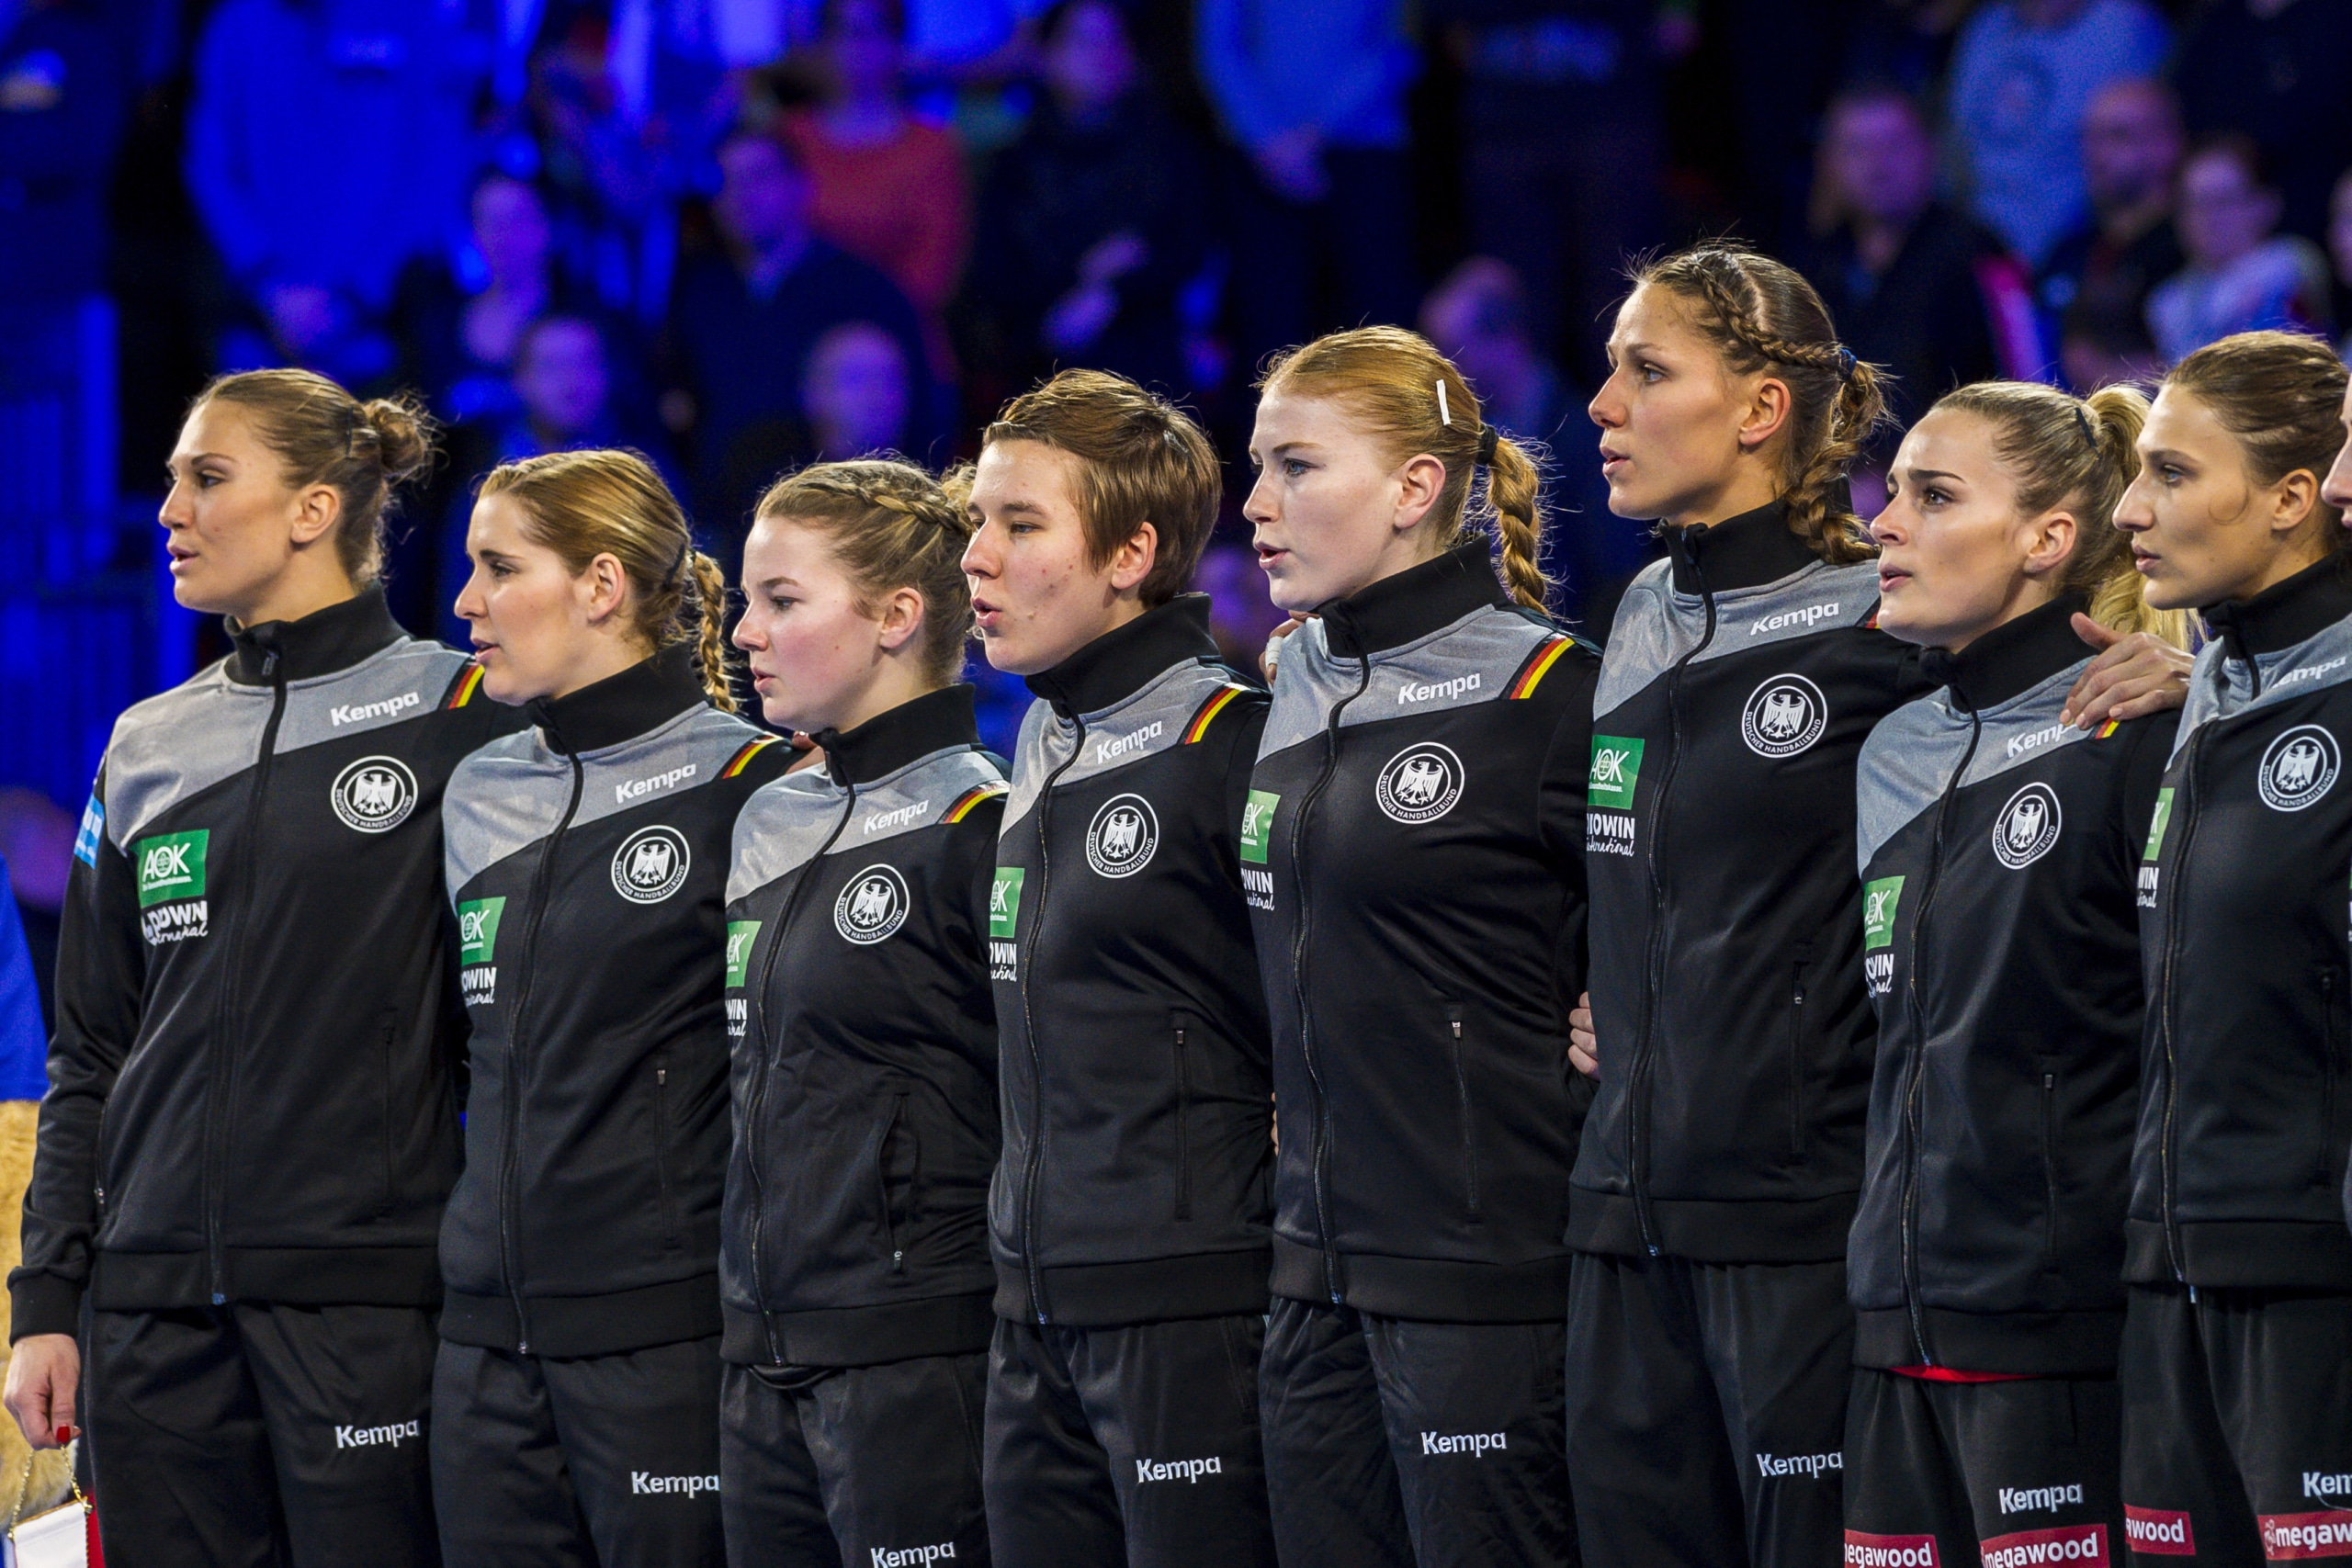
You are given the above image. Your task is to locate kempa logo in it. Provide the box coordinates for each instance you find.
[334,1419,419,1450]
[135,829,208,908]
[1589,735,1644,811]
[2273,654,2349,689]
[330,691,421,727]
[2001,1484,2084,1514]
[725,919,762,987]
[1093,720,1164,764]
[1421,1431,1506,1458]
[2122,1506,2193,1555]
[2309,1472,2352,1500]
[1846,1532,1939,1568]
[612,826,691,903]
[1757,1450,1841,1479]
[1751,602,1841,636]
[2260,725,2341,810]
[863,799,930,835]
[1979,1523,2109,1567]
[1239,789,1279,865]
[617,762,696,806]
[1399,672,1480,705]
[630,1472,718,1496]
[1087,794,1159,877]
[1993,783,2063,870]
[332,755,417,833]
[458,897,505,965]
[873,1546,956,1568]
[2007,721,2068,761]
[1136,1456,1223,1483]
[1742,674,1828,759]
[1376,741,1465,825]
[835,864,910,944]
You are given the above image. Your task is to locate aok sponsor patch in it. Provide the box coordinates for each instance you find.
[725,919,762,988]
[1847,1531,1939,1568]
[1239,789,1279,865]
[458,897,505,965]
[1588,736,1644,811]
[135,829,209,943]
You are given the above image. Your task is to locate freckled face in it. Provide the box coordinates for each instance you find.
[960,439,1127,676]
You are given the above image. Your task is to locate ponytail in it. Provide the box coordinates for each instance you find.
[1485,431,1548,612]
[477,449,740,710]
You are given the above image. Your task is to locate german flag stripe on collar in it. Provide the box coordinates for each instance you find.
[2097,717,2121,739]
[443,662,486,708]
[721,735,783,778]
[1182,684,1247,742]
[1507,636,1573,700]
[944,783,1009,823]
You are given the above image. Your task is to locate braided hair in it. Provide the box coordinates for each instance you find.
[1633,244,1885,564]
[754,458,978,684]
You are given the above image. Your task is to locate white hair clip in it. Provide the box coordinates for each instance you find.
[1435,380,1452,427]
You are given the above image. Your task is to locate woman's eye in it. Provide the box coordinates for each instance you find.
[1922,487,1948,506]
[1283,459,1309,478]
[1639,364,1664,384]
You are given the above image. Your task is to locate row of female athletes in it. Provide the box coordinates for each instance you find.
[5,238,2347,1568]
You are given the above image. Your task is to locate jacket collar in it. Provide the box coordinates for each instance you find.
[1024,594,1219,717]
[1316,540,1509,660]
[224,585,404,684]
[1918,592,2089,712]
[814,684,978,786]
[526,642,709,755]
[2202,553,2352,662]
[1665,499,1819,595]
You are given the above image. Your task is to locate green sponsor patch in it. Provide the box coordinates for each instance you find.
[2143,787,2174,863]
[458,897,506,965]
[1862,875,1905,952]
[1239,790,1280,865]
[725,919,762,988]
[1588,736,1645,811]
[988,867,1024,940]
[134,829,208,908]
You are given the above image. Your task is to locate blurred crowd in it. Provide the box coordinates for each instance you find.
[11,0,2352,685]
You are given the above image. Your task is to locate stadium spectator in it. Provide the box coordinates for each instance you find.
[0,0,130,310]
[778,0,971,375]
[1943,0,2167,268]
[963,0,1209,400]
[1196,0,1418,374]
[667,128,932,545]
[2175,0,2352,248]
[2146,134,2332,363]
[1796,83,2035,438]
[801,319,916,460]
[185,0,488,388]
[2039,76,2183,390]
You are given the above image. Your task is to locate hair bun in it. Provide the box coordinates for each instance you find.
[359,395,435,484]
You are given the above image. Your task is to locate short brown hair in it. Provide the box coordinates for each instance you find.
[980,369,1221,606]
[753,458,976,684]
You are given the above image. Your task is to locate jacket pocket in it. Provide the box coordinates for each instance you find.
[1450,1005,1480,1218]
[652,1055,680,1249]
[1171,1013,1193,1222]
[2041,1067,2060,1259]
[376,1008,398,1219]
[2321,968,2344,1191]
[876,1091,911,1274]
[1787,942,1815,1162]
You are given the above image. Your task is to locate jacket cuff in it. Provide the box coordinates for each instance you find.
[10,1276,83,1342]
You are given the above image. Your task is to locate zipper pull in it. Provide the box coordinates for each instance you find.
[657,1067,667,1086]
[892,1249,904,1273]
[263,651,278,682]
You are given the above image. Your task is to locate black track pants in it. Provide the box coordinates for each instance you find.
[1259,1296,1576,1568]
[429,1336,723,1568]
[82,1302,439,1568]
[1564,1251,1851,1568]
[2119,1283,2352,1564]
[981,1314,1276,1568]
[719,1353,990,1568]
[1844,1369,2122,1568]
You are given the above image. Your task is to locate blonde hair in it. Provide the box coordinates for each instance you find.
[1257,325,1550,612]
[1630,243,1886,564]
[476,449,736,710]
[1930,380,2186,645]
[753,458,977,685]
[980,369,1222,605]
[196,369,435,585]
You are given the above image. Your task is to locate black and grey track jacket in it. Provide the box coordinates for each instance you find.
[12,590,517,1338]
[2134,555,2352,1292]
[438,644,790,1357]
[1247,543,1599,1324]
[1569,502,1934,1263]
[989,594,1273,1327]
[719,685,1006,1369]
[1850,596,2173,1374]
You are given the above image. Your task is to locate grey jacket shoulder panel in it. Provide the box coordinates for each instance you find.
[1002,660,1246,831]
[728,746,1007,903]
[1594,557,1883,719]
[2175,615,2352,756]
[274,640,476,754]
[1258,604,1563,758]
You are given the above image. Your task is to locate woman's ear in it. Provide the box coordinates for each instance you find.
[1393,455,1447,534]
[2269,467,2322,538]
[290,482,343,548]
[1108,522,1159,594]
[579,551,632,626]
[2020,509,2079,581]
[876,585,925,653]
[1737,375,1793,454]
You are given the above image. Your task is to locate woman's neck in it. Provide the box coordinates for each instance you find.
[548,636,653,702]
[1667,468,1784,531]
[826,661,939,737]
[1939,579,2058,654]
[2228,536,2334,604]
[230,566,356,630]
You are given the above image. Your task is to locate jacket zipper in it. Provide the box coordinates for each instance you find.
[1291,640,1374,1303]
[1786,949,1811,1160]
[1898,704,1978,1367]
[2154,728,2205,1284]
[2042,1070,2060,1258]
[1172,1019,1193,1222]
[1627,557,1714,1255]
[1018,719,1086,1324]
[653,1059,678,1245]
[878,1090,909,1273]
[743,784,857,1363]
[2321,970,2340,1192]
[205,650,287,1305]
[499,745,584,1353]
[1450,1008,1479,1217]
